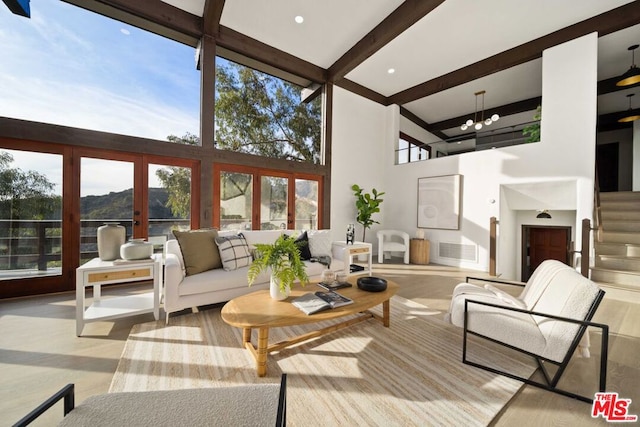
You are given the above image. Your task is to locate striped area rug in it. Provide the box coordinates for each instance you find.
[110,296,535,426]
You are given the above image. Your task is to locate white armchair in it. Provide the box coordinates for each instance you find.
[377,230,410,264]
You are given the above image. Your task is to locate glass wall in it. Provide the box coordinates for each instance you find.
[0,149,62,279]
[149,163,192,251]
[214,57,322,163]
[0,1,200,142]
[220,171,253,231]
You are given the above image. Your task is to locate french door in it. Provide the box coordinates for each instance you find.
[0,139,198,298]
[213,164,322,231]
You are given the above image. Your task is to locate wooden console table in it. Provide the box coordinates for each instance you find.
[410,239,430,265]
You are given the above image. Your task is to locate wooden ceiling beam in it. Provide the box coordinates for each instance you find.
[429,97,542,131]
[327,0,446,81]
[62,0,202,44]
[400,107,449,140]
[598,75,640,95]
[334,78,388,105]
[203,0,225,37]
[388,1,640,105]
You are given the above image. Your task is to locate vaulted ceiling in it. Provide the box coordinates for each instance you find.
[65,0,640,139]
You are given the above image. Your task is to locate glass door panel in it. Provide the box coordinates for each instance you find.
[295,179,319,230]
[220,171,253,231]
[260,176,288,230]
[80,158,133,265]
[149,163,191,252]
[0,149,63,279]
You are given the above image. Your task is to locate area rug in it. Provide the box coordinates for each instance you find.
[110,296,535,426]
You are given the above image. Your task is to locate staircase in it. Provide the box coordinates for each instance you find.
[590,191,640,291]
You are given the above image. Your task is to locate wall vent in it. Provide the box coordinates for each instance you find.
[438,242,477,262]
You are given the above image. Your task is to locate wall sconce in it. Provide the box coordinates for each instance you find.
[536,210,552,219]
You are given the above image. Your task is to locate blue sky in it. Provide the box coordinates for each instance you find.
[0,0,201,194]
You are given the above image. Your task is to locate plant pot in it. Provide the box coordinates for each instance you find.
[97,223,125,261]
[269,275,290,300]
[120,238,154,260]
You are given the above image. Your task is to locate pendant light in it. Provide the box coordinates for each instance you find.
[616,45,640,87]
[618,93,640,123]
[460,90,499,131]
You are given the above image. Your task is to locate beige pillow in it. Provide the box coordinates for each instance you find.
[173,229,221,276]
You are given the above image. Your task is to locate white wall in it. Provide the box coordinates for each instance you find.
[331,33,598,279]
[330,86,388,247]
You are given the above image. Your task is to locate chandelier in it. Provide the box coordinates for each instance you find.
[460,90,499,131]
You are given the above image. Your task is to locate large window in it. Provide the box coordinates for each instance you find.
[0,1,200,142]
[215,165,322,231]
[0,149,62,279]
[397,132,430,164]
[214,58,322,164]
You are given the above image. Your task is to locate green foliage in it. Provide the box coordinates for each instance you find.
[156,133,198,218]
[247,234,309,292]
[522,106,541,143]
[351,184,384,242]
[0,151,58,220]
[214,61,321,163]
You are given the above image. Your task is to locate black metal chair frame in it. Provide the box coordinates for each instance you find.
[13,374,288,426]
[462,290,608,404]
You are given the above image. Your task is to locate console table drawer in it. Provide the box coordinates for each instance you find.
[87,268,152,283]
[349,247,369,255]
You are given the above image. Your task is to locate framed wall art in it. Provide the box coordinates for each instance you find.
[417,174,461,230]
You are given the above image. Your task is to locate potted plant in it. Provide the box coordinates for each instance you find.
[247,234,309,300]
[351,184,384,242]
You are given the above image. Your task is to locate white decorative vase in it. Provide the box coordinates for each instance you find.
[120,238,154,260]
[97,223,125,261]
[269,275,290,300]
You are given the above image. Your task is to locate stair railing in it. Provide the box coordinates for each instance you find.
[593,166,603,243]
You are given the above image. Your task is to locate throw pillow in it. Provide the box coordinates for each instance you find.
[215,233,252,271]
[308,230,332,258]
[173,229,221,276]
[294,231,312,260]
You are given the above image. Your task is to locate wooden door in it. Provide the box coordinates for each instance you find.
[522,226,570,281]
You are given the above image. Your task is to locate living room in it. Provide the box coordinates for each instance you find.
[1,1,640,425]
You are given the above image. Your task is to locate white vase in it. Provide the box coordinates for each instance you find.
[270,275,290,300]
[97,223,125,261]
[120,238,154,260]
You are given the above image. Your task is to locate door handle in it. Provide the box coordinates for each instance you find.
[134,220,140,226]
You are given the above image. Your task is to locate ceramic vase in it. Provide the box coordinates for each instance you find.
[269,275,290,300]
[97,223,125,261]
[120,238,154,260]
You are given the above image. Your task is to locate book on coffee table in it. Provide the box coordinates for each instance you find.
[292,291,353,315]
[317,281,352,291]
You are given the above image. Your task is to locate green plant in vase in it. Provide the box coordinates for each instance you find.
[247,234,309,300]
[351,184,385,242]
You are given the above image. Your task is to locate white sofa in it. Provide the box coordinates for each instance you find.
[164,229,346,321]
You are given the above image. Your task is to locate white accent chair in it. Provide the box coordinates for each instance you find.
[445,260,608,403]
[377,230,410,264]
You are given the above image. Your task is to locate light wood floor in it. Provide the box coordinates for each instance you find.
[1,261,638,426]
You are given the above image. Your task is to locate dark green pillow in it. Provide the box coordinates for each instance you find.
[173,229,221,275]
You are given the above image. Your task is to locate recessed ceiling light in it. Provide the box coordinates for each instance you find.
[120,29,130,36]
[295,16,304,24]
[387,68,395,74]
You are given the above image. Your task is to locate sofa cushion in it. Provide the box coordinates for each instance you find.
[308,230,332,257]
[173,229,221,276]
[215,233,252,271]
[178,265,270,296]
[294,231,312,260]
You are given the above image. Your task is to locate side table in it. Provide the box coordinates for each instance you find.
[76,255,162,336]
[410,239,430,265]
[332,241,372,276]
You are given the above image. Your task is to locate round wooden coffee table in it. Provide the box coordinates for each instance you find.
[221,278,398,377]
